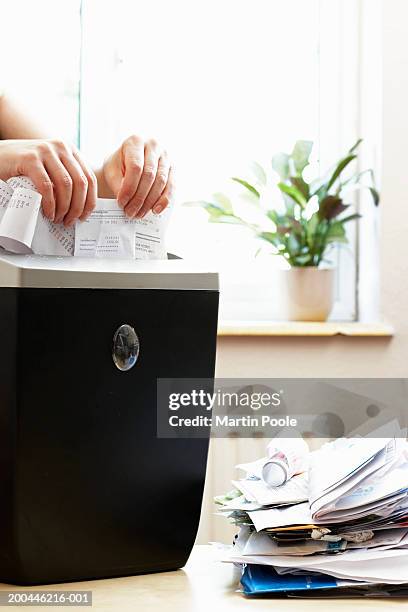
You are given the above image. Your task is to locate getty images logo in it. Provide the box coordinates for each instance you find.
[168,388,283,411]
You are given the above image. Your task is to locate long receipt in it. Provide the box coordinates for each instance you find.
[0,176,170,259]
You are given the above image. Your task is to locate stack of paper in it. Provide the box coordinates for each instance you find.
[218,424,408,597]
[0,176,170,259]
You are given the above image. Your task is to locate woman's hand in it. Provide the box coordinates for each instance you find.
[0,139,97,226]
[99,135,174,218]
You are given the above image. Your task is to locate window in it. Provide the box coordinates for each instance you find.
[1,0,81,144]
[1,1,381,323]
[81,0,377,322]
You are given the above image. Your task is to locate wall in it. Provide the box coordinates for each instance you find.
[196,0,408,545]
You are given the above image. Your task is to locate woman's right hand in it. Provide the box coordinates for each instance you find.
[0,139,97,226]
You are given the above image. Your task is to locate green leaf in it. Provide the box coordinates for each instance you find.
[266,209,279,224]
[272,152,290,180]
[189,200,242,225]
[306,213,319,246]
[266,210,290,227]
[208,215,241,224]
[339,168,370,189]
[338,213,361,224]
[231,177,260,198]
[250,161,267,186]
[309,176,330,201]
[277,182,307,207]
[287,232,300,254]
[349,138,363,154]
[212,192,233,212]
[319,195,349,220]
[206,207,235,221]
[293,254,313,266]
[290,176,310,200]
[258,231,282,248]
[205,203,224,215]
[326,154,357,191]
[326,222,348,244]
[281,193,296,214]
[291,140,313,176]
[339,168,380,207]
[369,186,380,206]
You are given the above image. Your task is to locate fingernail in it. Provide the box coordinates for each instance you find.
[118,197,128,208]
[153,204,163,214]
[65,218,76,227]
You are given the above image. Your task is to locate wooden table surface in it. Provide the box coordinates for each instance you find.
[0,545,406,611]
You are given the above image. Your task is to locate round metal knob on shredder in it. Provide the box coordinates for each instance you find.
[112,324,140,371]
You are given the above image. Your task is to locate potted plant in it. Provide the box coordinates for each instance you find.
[187,139,379,321]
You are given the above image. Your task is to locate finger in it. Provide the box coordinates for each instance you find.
[117,136,144,207]
[136,154,170,218]
[42,153,73,224]
[72,149,97,221]
[125,141,160,218]
[21,160,56,220]
[58,152,89,227]
[152,166,175,215]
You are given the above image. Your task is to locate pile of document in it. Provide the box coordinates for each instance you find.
[218,425,408,597]
[0,176,170,259]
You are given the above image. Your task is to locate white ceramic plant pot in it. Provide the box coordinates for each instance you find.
[281,267,335,322]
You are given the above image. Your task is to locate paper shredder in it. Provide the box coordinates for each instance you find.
[0,254,219,585]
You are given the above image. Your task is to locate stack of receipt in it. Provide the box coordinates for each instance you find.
[0,176,170,259]
[219,422,408,598]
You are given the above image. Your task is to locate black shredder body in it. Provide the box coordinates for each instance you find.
[0,254,219,585]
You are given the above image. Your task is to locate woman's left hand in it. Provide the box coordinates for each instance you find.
[99,135,174,218]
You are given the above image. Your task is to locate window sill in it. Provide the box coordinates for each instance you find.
[217,321,394,337]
